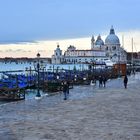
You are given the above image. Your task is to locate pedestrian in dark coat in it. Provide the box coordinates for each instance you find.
[103,76,107,87]
[63,81,68,100]
[99,76,103,87]
[67,81,70,94]
[124,75,128,89]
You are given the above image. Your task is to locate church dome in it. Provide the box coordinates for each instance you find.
[95,35,104,46]
[105,26,120,45]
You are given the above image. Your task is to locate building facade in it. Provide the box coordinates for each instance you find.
[63,46,107,64]
[104,26,127,63]
[51,27,127,65]
[51,44,63,64]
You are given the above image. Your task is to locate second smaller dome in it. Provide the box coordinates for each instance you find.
[95,35,104,46]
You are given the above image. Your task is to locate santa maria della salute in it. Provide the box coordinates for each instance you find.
[51,26,127,66]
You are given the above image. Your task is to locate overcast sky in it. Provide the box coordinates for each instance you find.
[0,0,139,57]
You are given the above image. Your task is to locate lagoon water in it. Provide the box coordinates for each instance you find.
[0,62,89,72]
[0,62,33,72]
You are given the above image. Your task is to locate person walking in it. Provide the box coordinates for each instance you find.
[123,75,128,89]
[67,81,70,94]
[63,81,68,100]
[99,75,103,87]
[103,76,107,87]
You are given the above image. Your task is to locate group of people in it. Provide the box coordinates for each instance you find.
[98,74,128,89]
[62,74,129,100]
[98,75,107,88]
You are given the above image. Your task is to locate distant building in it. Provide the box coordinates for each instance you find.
[91,34,104,49]
[127,52,140,65]
[51,27,127,65]
[104,26,127,63]
[63,46,107,64]
[51,44,63,64]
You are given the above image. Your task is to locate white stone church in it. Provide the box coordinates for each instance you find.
[51,27,127,65]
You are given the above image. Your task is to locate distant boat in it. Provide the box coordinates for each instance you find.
[104,59,114,67]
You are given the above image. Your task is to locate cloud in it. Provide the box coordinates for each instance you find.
[4,49,32,53]
[0,0,140,43]
[0,29,139,58]
[36,29,140,54]
[38,50,47,53]
[0,40,37,45]
[5,49,13,52]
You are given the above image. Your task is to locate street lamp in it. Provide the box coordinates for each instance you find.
[35,53,42,99]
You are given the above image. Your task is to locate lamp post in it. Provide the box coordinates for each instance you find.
[35,53,42,99]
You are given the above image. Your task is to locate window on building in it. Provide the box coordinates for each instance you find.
[112,46,116,50]
[106,53,109,57]
[114,53,117,57]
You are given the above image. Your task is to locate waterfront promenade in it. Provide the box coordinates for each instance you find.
[0,73,140,140]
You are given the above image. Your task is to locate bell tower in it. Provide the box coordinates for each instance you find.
[91,35,95,50]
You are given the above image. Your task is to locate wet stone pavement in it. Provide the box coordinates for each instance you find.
[0,73,140,140]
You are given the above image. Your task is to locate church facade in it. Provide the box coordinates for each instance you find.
[51,27,127,65]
